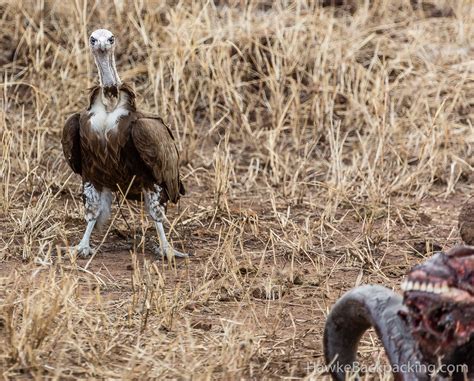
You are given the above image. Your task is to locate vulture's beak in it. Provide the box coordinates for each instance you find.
[97,41,107,53]
[98,40,107,52]
[91,39,111,54]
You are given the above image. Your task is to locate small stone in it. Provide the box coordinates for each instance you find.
[412,241,442,256]
[459,201,474,245]
[191,321,212,331]
[252,286,286,300]
[292,273,304,285]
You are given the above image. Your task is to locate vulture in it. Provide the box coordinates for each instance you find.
[62,28,187,258]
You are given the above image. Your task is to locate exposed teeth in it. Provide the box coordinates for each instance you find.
[401,279,454,295]
[401,279,407,291]
[441,282,449,294]
[401,279,413,291]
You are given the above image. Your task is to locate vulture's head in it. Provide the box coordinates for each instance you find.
[90,28,116,54]
[89,28,120,88]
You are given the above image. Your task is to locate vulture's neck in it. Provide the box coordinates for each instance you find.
[93,50,121,111]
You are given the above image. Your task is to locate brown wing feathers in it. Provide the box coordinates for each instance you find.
[131,116,184,203]
[62,113,82,174]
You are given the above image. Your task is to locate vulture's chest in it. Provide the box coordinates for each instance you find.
[81,92,133,179]
[77,87,152,193]
[89,93,129,134]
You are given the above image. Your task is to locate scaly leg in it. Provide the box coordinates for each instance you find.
[145,185,188,259]
[75,219,96,257]
[70,182,112,257]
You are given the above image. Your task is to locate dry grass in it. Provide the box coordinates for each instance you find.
[0,0,473,379]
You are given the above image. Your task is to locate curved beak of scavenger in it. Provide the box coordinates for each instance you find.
[97,41,108,52]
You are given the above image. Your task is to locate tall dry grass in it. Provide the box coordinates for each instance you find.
[0,0,473,379]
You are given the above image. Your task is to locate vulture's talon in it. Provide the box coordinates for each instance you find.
[59,245,94,258]
[168,249,189,259]
[152,243,189,259]
[75,245,95,258]
[72,244,95,258]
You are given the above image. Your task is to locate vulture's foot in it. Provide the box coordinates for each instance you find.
[150,241,189,259]
[70,244,95,258]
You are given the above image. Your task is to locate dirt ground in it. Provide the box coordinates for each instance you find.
[0,0,473,380]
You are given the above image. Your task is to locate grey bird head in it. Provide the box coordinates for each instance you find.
[89,28,116,53]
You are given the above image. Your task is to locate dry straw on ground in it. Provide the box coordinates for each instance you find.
[0,0,473,379]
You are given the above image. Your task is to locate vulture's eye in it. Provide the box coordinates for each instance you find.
[90,36,97,45]
[108,36,115,44]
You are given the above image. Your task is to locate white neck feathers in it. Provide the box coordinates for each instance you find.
[89,91,129,134]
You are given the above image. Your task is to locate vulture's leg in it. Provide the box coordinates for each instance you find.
[145,186,188,258]
[71,182,112,257]
[324,285,428,381]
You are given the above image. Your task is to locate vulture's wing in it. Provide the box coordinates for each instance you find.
[62,113,82,174]
[131,115,184,203]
